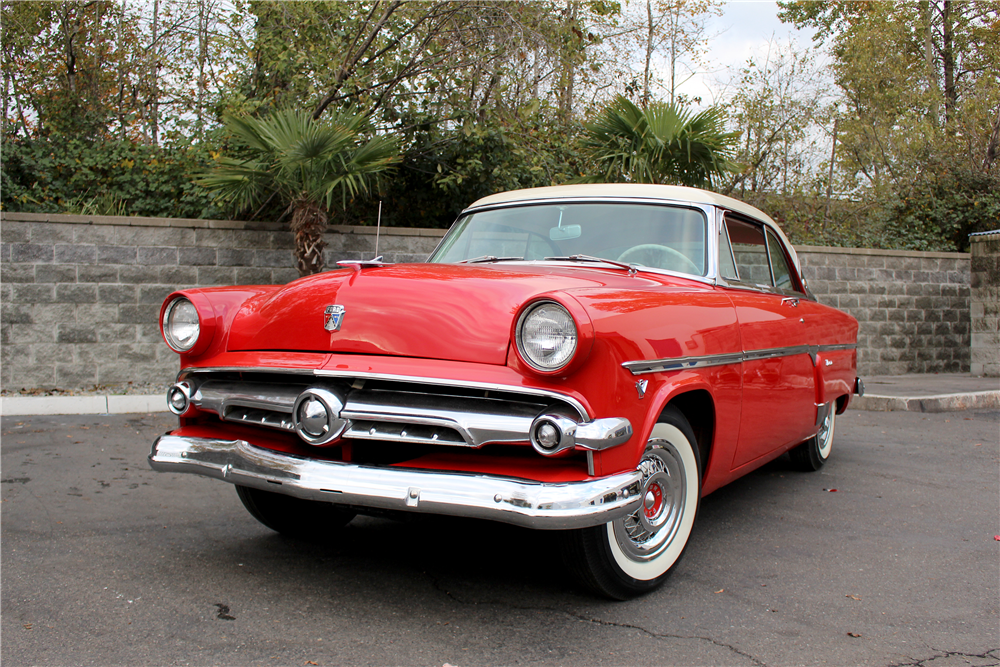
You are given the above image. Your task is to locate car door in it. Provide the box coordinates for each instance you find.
[719,213,818,469]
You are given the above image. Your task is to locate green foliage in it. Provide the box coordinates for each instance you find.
[1,138,221,219]
[579,95,738,187]
[877,167,1000,252]
[198,108,400,216]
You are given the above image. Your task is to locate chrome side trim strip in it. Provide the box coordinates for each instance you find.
[817,343,857,353]
[178,366,590,421]
[149,435,643,530]
[622,352,744,375]
[623,343,857,376]
[742,345,811,362]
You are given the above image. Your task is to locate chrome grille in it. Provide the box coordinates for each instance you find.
[179,371,582,449]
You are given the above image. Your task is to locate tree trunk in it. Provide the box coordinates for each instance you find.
[941,0,956,128]
[290,199,329,276]
[922,0,939,125]
[643,0,654,108]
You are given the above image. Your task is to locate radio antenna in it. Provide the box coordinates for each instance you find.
[374,201,382,260]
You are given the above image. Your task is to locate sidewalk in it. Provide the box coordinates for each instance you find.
[853,373,1000,413]
[2,374,997,416]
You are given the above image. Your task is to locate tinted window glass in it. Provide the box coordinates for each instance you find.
[726,217,772,286]
[766,229,794,290]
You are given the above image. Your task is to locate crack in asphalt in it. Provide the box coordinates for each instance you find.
[428,576,765,666]
[886,648,1000,667]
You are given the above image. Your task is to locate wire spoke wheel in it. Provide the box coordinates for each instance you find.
[563,406,701,599]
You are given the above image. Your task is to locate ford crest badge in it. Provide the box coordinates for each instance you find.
[324,305,346,332]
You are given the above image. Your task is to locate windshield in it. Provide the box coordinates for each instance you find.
[428,202,708,276]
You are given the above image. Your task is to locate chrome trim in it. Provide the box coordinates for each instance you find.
[529,414,579,456]
[575,418,634,451]
[178,367,590,421]
[292,387,348,446]
[340,389,541,447]
[742,345,811,362]
[855,377,865,396]
[623,352,744,375]
[622,343,857,376]
[166,382,192,416]
[149,435,643,530]
[817,343,857,353]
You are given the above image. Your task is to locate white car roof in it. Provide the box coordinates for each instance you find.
[464,183,803,275]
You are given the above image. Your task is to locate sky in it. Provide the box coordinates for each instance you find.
[674,0,821,108]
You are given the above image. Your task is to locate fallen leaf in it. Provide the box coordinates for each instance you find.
[846,594,861,601]
[305,662,318,666]
[714,589,724,594]
[847,632,861,638]
[23,624,32,630]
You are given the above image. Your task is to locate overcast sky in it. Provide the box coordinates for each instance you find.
[674,0,821,107]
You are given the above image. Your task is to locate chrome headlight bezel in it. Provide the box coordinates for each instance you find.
[162,297,201,352]
[515,300,579,373]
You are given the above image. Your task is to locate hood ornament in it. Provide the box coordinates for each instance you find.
[324,305,346,332]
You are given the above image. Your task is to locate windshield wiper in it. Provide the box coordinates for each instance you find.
[459,255,524,264]
[543,254,638,274]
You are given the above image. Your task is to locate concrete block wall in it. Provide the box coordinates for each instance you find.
[970,231,1000,377]
[0,212,972,390]
[0,212,444,391]
[797,246,971,376]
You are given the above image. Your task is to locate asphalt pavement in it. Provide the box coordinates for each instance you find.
[2,409,998,667]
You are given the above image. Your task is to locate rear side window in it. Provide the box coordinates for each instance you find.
[722,215,802,293]
[725,217,771,286]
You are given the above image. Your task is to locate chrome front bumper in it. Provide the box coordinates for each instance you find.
[149,435,643,530]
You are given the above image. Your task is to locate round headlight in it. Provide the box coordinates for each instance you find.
[516,301,578,372]
[163,297,200,352]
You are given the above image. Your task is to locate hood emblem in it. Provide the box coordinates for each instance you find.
[324,305,346,332]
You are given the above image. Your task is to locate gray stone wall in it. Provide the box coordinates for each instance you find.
[970,231,1000,377]
[0,212,444,391]
[797,246,970,376]
[0,212,971,390]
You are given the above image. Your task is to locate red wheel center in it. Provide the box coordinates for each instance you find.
[644,483,663,518]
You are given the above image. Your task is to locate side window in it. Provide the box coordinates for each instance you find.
[766,229,796,291]
[725,217,772,287]
[718,218,739,281]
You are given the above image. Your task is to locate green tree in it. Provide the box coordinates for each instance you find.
[579,94,737,187]
[198,108,400,275]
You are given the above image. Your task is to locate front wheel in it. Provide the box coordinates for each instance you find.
[788,402,836,472]
[564,406,701,599]
[236,485,356,542]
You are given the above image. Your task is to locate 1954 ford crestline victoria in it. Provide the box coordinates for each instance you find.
[149,183,862,599]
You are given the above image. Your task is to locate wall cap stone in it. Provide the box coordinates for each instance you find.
[0,211,448,238]
[794,244,969,260]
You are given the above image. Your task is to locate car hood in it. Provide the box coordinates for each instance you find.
[226,263,665,364]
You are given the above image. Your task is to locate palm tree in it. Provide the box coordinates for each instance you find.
[198,108,399,276]
[581,95,738,188]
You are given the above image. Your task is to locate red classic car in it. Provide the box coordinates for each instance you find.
[149,184,861,599]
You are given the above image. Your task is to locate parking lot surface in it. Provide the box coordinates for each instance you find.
[2,408,998,667]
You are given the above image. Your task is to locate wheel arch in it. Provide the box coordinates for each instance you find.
[663,389,715,484]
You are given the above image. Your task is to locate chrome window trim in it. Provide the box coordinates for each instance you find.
[178,366,590,421]
[623,343,857,376]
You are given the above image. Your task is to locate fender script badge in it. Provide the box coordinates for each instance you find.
[324,305,346,332]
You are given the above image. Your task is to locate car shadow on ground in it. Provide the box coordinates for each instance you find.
[184,454,803,605]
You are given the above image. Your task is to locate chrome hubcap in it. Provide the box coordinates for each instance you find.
[613,439,687,562]
[817,406,834,459]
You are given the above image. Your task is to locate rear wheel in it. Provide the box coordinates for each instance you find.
[788,402,836,472]
[564,406,701,599]
[235,485,355,541]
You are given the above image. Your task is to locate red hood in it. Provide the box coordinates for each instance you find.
[226,263,667,364]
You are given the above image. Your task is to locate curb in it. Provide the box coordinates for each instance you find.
[851,391,1000,413]
[1,395,167,417]
[3,391,998,416]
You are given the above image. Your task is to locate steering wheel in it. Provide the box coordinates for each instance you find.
[617,244,701,275]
